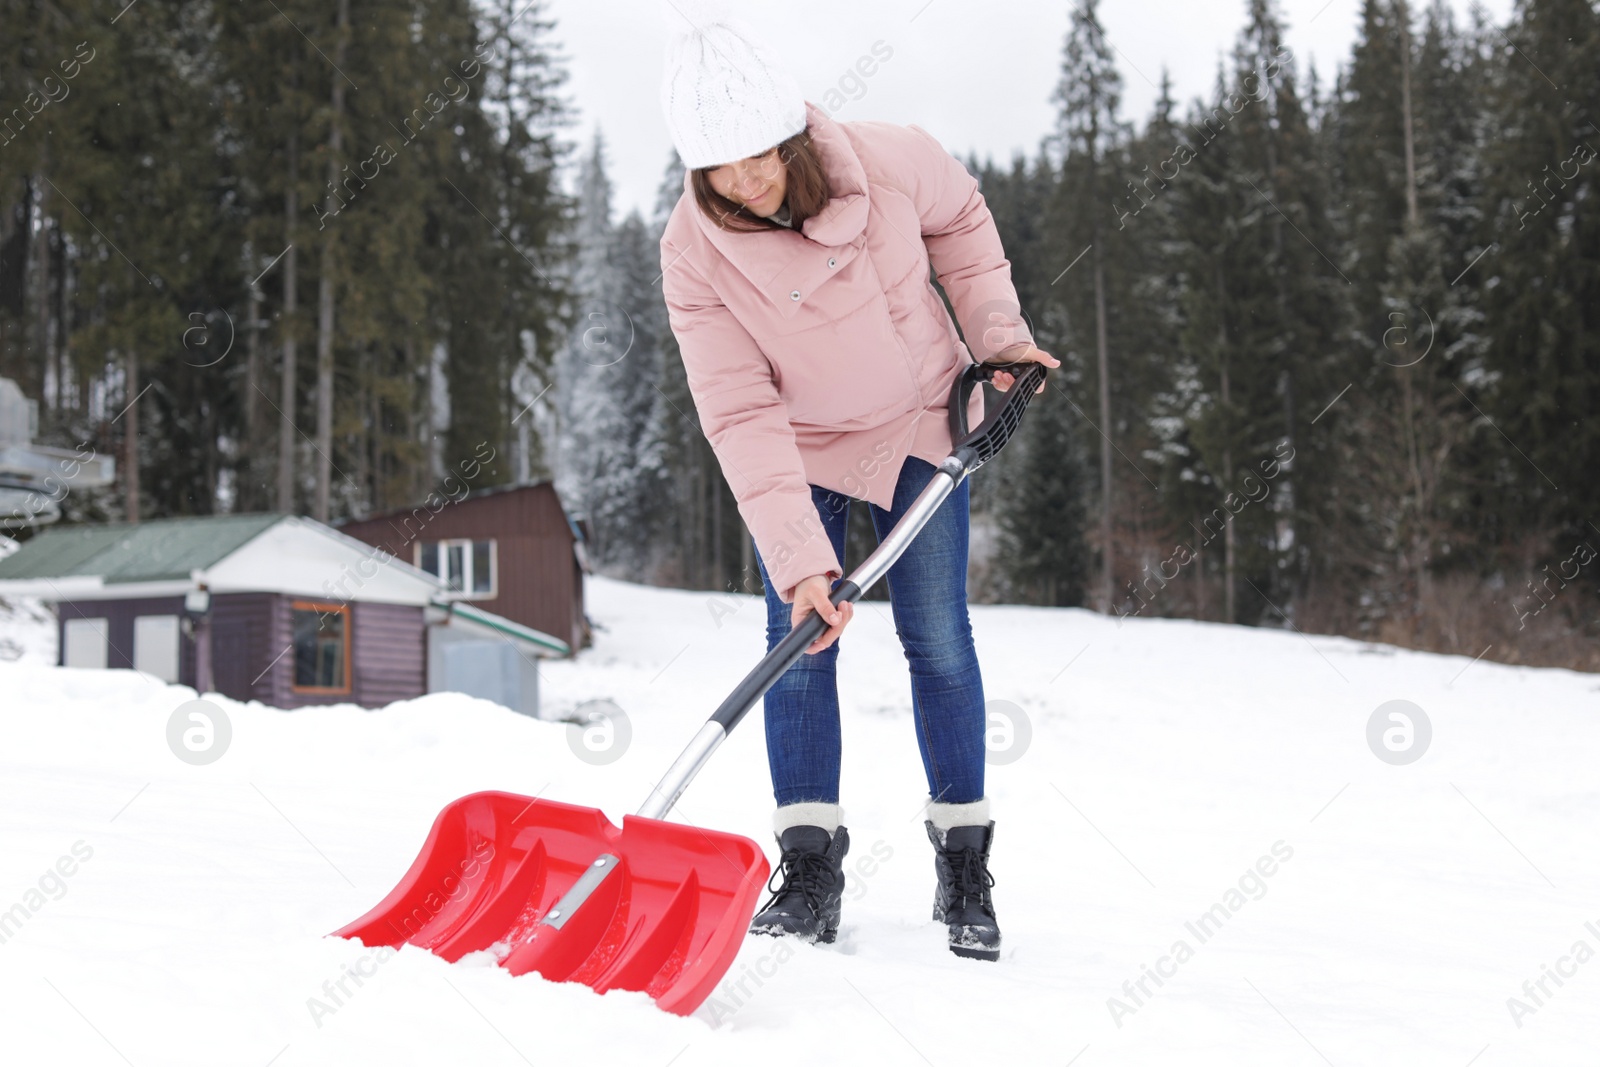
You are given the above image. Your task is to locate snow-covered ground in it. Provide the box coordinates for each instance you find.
[1,575,1596,1066]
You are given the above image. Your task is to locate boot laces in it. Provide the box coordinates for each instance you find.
[949,846,995,912]
[762,846,838,917]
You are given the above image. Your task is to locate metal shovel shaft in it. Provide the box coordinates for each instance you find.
[635,359,1047,823]
[635,453,968,821]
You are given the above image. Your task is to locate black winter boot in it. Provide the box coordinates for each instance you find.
[750,823,850,944]
[925,816,1001,961]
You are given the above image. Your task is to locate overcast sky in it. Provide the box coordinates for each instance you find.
[540,0,1514,222]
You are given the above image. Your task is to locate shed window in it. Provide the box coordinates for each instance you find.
[417,538,496,599]
[291,602,350,692]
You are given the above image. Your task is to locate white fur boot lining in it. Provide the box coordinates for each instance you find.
[773,802,842,835]
[924,797,991,830]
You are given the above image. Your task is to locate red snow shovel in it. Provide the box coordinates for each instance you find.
[332,358,1048,1015]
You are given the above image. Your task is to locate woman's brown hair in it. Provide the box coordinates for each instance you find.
[690,128,830,234]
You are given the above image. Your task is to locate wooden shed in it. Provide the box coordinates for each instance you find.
[338,482,590,654]
[0,513,568,711]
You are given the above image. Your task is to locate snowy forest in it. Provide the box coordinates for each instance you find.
[1,0,1596,671]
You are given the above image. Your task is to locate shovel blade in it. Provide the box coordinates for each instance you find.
[332,791,769,1015]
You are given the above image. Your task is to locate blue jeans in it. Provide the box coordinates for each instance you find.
[752,456,987,808]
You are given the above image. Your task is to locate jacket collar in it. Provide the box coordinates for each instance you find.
[683,100,870,313]
[789,100,870,246]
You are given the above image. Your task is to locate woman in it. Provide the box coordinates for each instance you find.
[658,11,1057,961]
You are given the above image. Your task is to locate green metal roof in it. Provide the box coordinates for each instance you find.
[433,599,571,656]
[0,513,285,584]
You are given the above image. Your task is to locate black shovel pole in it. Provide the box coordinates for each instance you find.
[635,360,1049,822]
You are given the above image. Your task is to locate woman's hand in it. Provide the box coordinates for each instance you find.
[792,574,853,654]
[990,344,1061,394]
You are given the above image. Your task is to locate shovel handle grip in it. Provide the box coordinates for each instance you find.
[948,359,1049,475]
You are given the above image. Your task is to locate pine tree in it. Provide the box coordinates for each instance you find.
[976,148,1090,606]
[608,211,674,574]
[1235,0,1348,616]
[1048,0,1128,613]
[1360,0,1479,640]
[434,0,575,495]
[1167,0,1342,627]
[554,134,619,555]
[555,133,675,574]
[1343,0,1413,321]
[649,150,706,586]
[1119,70,1213,618]
[648,148,753,592]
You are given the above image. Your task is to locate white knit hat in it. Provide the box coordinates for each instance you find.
[659,1,807,170]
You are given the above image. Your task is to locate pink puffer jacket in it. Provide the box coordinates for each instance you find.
[659,99,1033,604]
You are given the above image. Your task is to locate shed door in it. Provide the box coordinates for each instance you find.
[134,615,180,682]
[63,618,109,669]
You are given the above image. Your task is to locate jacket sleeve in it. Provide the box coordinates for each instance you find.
[660,238,843,605]
[900,122,1035,361]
